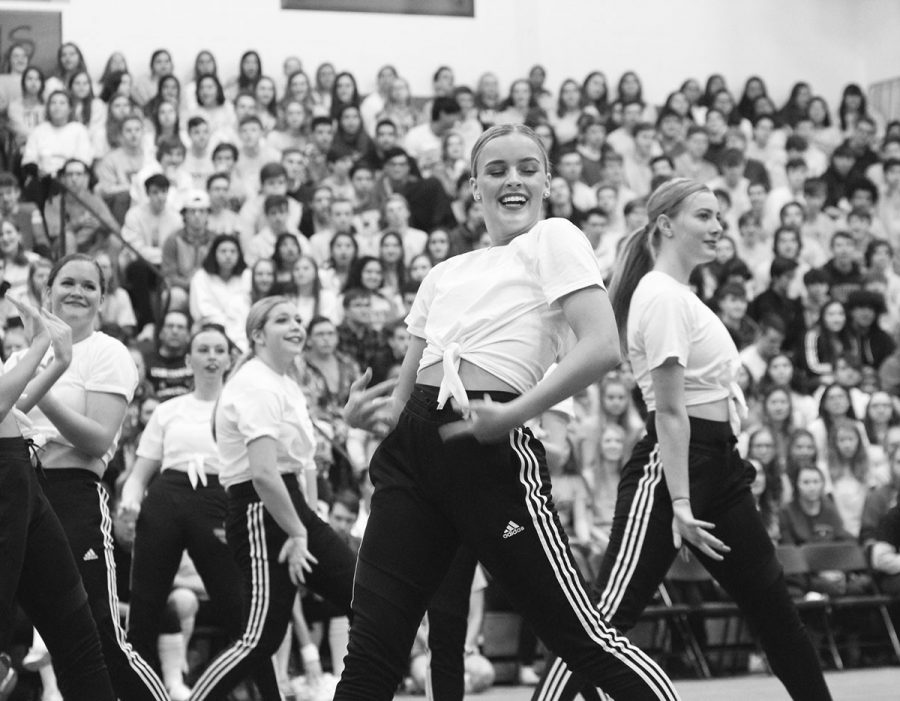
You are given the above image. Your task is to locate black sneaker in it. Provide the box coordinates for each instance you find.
[0,653,17,701]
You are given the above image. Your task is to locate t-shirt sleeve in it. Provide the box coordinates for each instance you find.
[404,265,440,339]
[86,338,139,402]
[636,290,693,371]
[234,384,285,444]
[135,401,166,461]
[535,218,605,305]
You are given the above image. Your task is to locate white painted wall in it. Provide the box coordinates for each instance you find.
[2,0,899,107]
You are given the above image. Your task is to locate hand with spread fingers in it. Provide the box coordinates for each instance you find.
[439,394,518,444]
[342,368,398,431]
[671,499,731,561]
[278,532,318,585]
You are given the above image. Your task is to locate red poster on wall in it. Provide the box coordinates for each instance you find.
[281,0,474,16]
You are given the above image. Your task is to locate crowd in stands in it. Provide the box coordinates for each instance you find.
[2,38,900,693]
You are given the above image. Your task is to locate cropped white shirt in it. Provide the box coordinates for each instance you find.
[405,218,603,411]
[136,393,219,487]
[215,358,316,489]
[628,271,746,430]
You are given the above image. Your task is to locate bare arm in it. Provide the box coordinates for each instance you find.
[37,391,127,459]
[247,436,317,584]
[653,359,730,561]
[119,456,163,512]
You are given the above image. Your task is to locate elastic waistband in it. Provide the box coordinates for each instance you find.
[161,469,222,488]
[227,472,298,500]
[40,467,101,482]
[645,412,735,445]
[0,436,30,458]
[406,383,518,423]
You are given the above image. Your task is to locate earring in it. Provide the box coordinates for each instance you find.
[473,194,481,201]
[543,192,550,199]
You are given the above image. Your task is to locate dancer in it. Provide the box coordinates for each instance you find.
[120,324,279,700]
[334,124,680,701]
[533,179,832,701]
[8,253,168,701]
[0,296,116,701]
[187,296,357,701]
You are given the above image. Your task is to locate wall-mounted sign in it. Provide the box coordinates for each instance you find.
[0,11,62,75]
[281,0,474,17]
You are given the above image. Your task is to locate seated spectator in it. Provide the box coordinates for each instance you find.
[299,184,334,239]
[846,289,895,371]
[238,162,303,250]
[161,189,214,311]
[760,352,818,427]
[320,149,356,203]
[246,195,311,267]
[764,158,808,233]
[144,309,193,401]
[181,116,215,190]
[871,504,900,595]
[204,172,240,235]
[825,418,872,537]
[249,257,277,303]
[403,96,461,178]
[381,194,427,265]
[546,177,584,226]
[739,314,786,383]
[556,149,597,212]
[341,256,402,332]
[69,69,108,156]
[821,230,863,304]
[131,136,193,211]
[310,197,357,265]
[0,218,40,298]
[673,125,718,183]
[0,171,48,255]
[864,240,900,334]
[268,99,307,153]
[575,113,612,186]
[378,230,407,298]
[336,287,389,370]
[188,233,251,350]
[303,115,335,183]
[285,255,338,326]
[748,256,805,348]
[44,157,116,255]
[823,144,857,211]
[716,281,759,350]
[7,66,46,149]
[808,382,868,470]
[94,114,147,220]
[191,73,237,136]
[233,115,281,197]
[319,230,358,298]
[779,465,853,547]
[369,318,409,384]
[210,141,249,209]
[22,90,93,192]
[377,146,456,232]
[94,250,137,339]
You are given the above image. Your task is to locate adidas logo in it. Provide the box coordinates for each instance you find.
[502,521,524,539]
[83,548,99,562]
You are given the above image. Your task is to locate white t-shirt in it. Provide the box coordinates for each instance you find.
[215,357,316,489]
[628,271,740,413]
[137,393,220,477]
[7,332,137,471]
[406,217,603,397]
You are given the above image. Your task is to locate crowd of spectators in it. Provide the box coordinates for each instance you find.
[2,39,900,689]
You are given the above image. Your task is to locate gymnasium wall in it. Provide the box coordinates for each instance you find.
[1,0,897,107]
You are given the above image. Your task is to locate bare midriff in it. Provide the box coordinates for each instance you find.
[684,397,730,423]
[417,358,519,395]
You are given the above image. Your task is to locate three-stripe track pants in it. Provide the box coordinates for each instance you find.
[334,384,680,701]
[187,473,357,701]
[533,415,831,701]
[40,468,169,701]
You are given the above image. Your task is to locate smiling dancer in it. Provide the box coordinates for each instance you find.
[533,179,831,701]
[8,253,168,701]
[0,296,116,701]
[333,124,680,700]
[186,297,357,701]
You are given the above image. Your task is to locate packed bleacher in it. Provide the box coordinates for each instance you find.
[2,38,900,698]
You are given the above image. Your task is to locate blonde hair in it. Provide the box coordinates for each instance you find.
[609,178,710,344]
[469,123,549,174]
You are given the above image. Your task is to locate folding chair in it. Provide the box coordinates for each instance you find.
[665,552,753,675]
[639,580,712,678]
[774,544,842,669]
[801,541,900,664]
